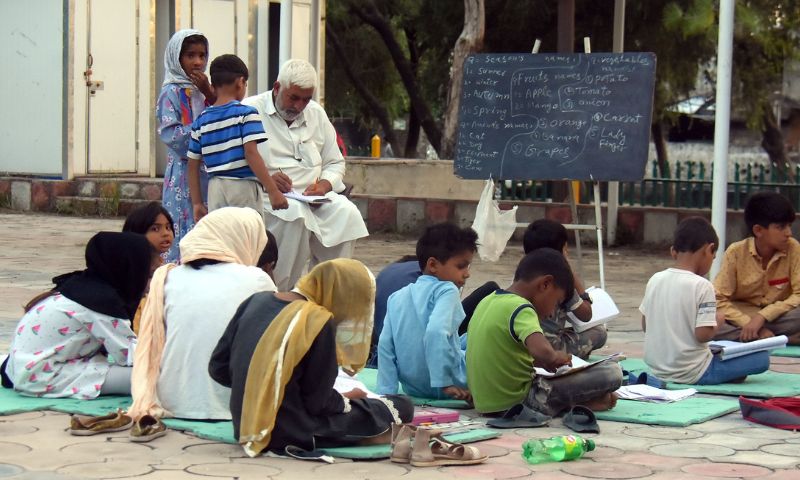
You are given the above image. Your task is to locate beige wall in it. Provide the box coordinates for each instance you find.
[344,159,485,200]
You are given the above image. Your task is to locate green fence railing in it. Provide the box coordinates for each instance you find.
[498,160,800,211]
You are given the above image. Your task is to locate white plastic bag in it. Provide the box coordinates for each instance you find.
[471,179,518,261]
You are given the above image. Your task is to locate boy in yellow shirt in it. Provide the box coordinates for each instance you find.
[714,192,800,344]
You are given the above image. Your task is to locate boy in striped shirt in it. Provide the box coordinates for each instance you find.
[187,54,288,221]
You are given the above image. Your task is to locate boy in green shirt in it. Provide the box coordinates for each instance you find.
[466,248,622,416]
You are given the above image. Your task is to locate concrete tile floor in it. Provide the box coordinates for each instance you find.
[0,212,798,479]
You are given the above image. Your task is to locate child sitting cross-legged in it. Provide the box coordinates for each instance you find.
[377,223,478,401]
[467,249,622,416]
[714,192,800,345]
[640,217,769,385]
[523,219,606,359]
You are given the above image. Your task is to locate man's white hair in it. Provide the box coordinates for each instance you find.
[276,59,318,90]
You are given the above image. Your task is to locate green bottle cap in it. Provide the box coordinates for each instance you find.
[585,439,596,451]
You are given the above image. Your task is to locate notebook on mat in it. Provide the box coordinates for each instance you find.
[412,407,460,426]
[709,335,788,360]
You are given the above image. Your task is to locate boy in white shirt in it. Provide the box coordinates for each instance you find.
[640,217,769,385]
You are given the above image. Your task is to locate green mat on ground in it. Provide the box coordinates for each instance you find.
[620,358,800,398]
[595,397,739,427]
[0,387,494,459]
[0,388,236,443]
[163,418,235,443]
[771,345,800,357]
[318,428,500,459]
[356,368,471,409]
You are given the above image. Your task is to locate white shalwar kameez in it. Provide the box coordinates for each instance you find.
[243,91,369,290]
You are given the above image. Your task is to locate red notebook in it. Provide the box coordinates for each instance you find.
[412,407,461,426]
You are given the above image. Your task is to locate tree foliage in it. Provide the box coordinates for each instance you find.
[326,0,800,163]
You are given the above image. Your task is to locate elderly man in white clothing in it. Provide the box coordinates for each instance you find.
[243,59,369,290]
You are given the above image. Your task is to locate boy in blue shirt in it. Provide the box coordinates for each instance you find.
[377,223,478,400]
[187,54,287,221]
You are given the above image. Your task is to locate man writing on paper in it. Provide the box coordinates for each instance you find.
[243,59,368,290]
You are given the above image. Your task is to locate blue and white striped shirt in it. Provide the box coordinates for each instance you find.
[187,101,268,178]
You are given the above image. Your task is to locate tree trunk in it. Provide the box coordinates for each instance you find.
[327,27,402,157]
[405,108,421,157]
[349,0,443,155]
[441,0,485,160]
[762,106,792,181]
[651,120,669,177]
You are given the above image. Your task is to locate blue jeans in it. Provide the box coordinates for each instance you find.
[696,351,770,385]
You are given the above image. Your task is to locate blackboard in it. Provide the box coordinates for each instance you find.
[454,53,656,181]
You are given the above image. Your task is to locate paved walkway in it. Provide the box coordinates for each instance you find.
[0,212,797,480]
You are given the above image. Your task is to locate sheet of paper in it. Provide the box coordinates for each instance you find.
[285,190,331,204]
[615,384,697,403]
[333,368,381,399]
[566,287,620,333]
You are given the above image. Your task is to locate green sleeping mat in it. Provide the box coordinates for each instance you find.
[595,397,740,427]
[771,345,800,357]
[620,358,800,398]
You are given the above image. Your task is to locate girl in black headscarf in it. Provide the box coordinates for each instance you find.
[3,232,151,398]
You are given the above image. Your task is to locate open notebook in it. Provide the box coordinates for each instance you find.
[285,191,331,205]
[534,352,623,379]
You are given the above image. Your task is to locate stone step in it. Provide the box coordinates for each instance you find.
[53,196,154,217]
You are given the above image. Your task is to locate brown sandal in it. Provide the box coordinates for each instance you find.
[390,424,416,463]
[410,427,487,467]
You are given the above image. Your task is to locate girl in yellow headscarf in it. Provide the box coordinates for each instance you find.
[209,258,413,457]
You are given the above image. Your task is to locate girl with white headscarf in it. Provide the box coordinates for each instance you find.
[128,207,277,421]
[158,29,215,263]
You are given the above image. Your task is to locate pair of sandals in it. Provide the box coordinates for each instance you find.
[69,410,166,442]
[486,404,599,434]
[390,423,488,467]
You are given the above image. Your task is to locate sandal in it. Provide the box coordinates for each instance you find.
[69,409,133,436]
[130,414,167,442]
[390,424,416,464]
[410,427,487,467]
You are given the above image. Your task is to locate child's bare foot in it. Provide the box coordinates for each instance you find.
[582,392,618,412]
[357,429,392,446]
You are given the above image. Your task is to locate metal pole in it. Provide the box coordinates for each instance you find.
[710,0,735,278]
[568,180,585,278]
[310,0,320,71]
[594,182,606,290]
[607,0,625,246]
[279,0,293,67]
[257,0,270,93]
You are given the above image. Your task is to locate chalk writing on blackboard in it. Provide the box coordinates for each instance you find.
[454,53,656,182]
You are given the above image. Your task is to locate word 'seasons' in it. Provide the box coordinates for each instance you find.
[466,55,527,65]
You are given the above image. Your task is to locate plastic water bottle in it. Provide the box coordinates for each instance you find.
[521,435,596,464]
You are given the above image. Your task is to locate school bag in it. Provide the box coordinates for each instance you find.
[739,396,800,431]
